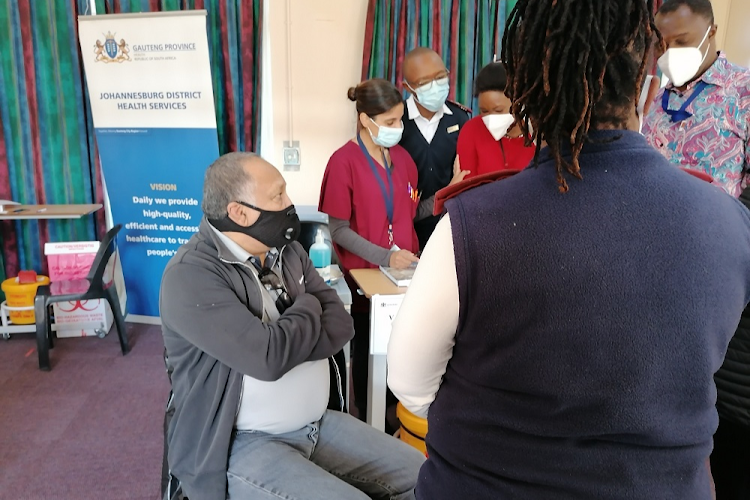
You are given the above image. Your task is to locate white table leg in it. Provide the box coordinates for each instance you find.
[343,340,351,412]
[367,353,387,432]
[343,304,351,412]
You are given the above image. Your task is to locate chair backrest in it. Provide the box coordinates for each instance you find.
[86,224,122,285]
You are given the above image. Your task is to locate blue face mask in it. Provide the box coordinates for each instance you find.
[412,77,450,112]
[368,117,403,148]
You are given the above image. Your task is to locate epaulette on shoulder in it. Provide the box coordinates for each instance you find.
[434,169,521,215]
[679,167,713,183]
[446,99,472,116]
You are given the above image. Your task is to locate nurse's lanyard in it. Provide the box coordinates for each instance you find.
[357,133,395,246]
[662,81,709,123]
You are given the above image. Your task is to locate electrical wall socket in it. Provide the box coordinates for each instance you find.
[283,140,300,171]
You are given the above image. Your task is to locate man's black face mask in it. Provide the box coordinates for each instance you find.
[209,201,301,249]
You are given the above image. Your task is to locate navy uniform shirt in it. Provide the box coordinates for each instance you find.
[400,96,470,248]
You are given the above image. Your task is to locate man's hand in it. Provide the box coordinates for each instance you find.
[389,250,419,269]
[449,155,470,186]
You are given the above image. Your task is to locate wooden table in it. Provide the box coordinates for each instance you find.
[350,268,407,298]
[0,204,102,220]
[349,268,408,432]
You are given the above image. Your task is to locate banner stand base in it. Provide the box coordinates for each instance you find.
[126,314,162,326]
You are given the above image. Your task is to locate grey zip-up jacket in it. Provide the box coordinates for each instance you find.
[160,218,354,500]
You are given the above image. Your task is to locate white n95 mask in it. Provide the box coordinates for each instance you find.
[482,113,516,141]
[657,27,711,87]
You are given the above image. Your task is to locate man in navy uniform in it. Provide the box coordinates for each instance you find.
[400,47,471,248]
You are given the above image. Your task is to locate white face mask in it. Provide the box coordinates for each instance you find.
[657,27,711,87]
[482,113,516,141]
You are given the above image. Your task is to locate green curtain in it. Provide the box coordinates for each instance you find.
[0,1,99,292]
[361,0,664,111]
[362,0,518,111]
[0,0,263,298]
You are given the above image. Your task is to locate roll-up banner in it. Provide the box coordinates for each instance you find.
[78,11,219,318]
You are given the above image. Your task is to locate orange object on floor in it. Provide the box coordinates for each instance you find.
[397,402,428,456]
[1,274,50,324]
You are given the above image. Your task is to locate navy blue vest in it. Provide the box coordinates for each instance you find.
[715,189,750,428]
[420,130,750,499]
[400,100,470,248]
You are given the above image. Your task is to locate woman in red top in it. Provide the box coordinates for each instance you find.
[457,62,536,178]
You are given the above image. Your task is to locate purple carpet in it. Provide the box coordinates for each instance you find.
[0,324,169,500]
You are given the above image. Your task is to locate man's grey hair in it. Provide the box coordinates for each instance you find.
[202,152,257,218]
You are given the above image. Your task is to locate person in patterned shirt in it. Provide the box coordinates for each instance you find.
[642,1,750,499]
[642,0,750,199]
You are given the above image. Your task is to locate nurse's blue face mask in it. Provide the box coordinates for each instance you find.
[368,117,404,148]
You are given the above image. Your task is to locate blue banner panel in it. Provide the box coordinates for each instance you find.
[95,127,218,316]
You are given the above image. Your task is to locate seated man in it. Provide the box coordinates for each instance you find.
[160,152,425,500]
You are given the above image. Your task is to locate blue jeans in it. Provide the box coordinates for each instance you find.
[227,410,425,500]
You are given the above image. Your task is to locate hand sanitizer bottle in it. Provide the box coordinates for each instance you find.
[310,228,332,282]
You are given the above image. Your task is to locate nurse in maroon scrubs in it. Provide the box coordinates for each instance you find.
[320,79,422,274]
[318,78,423,423]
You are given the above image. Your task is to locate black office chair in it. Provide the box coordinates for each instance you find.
[33,224,129,371]
[162,350,188,500]
[162,388,187,500]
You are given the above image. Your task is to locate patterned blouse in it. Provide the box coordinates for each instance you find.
[642,53,750,198]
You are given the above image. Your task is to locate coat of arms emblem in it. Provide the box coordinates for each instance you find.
[94,32,130,63]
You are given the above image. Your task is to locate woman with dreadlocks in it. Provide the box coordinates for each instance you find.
[387,1,750,498]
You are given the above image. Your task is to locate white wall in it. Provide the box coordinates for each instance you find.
[710,0,749,67]
[267,0,368,206]
[712,0,731,51]
[723,0,750,67]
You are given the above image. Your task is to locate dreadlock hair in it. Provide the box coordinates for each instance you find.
[502,0,661,192]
